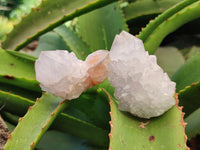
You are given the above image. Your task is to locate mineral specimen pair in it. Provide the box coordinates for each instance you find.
[35,31,176,119]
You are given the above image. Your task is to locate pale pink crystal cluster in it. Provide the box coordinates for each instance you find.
[35,31,176,118]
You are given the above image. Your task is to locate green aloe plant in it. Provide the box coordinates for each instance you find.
[0,0,200,149]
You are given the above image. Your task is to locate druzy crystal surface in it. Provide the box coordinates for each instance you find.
[108,31,176,119]
[35,50,109,100]
[35,50,88,100]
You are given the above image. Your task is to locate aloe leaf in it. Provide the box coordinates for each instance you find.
[0,16,13,40]
[36,130,104,150]
[178,81,200,117]
[2,0,117,50]
[171,53,200,92]
[0,90,34,116]
[3,114,90,150]
[2,108,109,148]
[54,25,92,60]
[32,32,69,57]
[138,0,198,42]
[4,120,15,132]
[6,50,37,61]
[0,76,40,93]
[155,47,185,77]
[76,2,128,51]
[140,0,200,54]
[9,0,41,22]
[0,49,35,78]
[0,49,40,92]
[101,89,187,150]
[52,113,109,147]
[0,82,40,100]
[123,0,182,35]
[185,108,200,139]
[186,46,200,60]
[165,34,200,51]
[165,35,200,59]
[0,90,109,147]
[1,111,19,127]
[123,0,182,23]
[63,92,110,130]
[4,92,69,150]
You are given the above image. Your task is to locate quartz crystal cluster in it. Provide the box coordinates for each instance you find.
[35,31,176,118]
[35,50,109,100]
[108,31,176,118]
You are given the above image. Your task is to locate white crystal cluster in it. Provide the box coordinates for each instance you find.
[35,50,109,100]
[108,31,176,118]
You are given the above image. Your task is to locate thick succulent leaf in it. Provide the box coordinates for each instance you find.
[1,111,19,127]
[0,16,13,40]
[76,2,128,51]
[123,0,182,35]
[172,53,200,92]
[0,82,40,100]
[32,32,69,57]
[166,35,200,50]
[6,50,37,62]
[2,0,117,50]
[0,49,35,78]
[0,90,34,116]
[4,124,92,150]
[4,93,69,150]
[123,0,181,22]
[2,113,92,150]
[52,113,109,147]
[155,47,185,77]
[9,0,41,22]
[102,89,187,150]
[4,120,15,132]
[165,35,200,59]
[185,108,200,139]
[0,90,109,147]
[138,0,198,41]
[0,49,40,93]
[178,81,200,117]
[63,92,110,130]
[54,25,92,60]
[138,0,200,54]
[186,46,200,60]
[36,130,104,150]
[96,79,115,95]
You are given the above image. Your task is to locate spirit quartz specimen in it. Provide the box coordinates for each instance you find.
[35,50,109,100]
[35,31,176,119]
[108,31,176,118]
[35,50,88,100]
